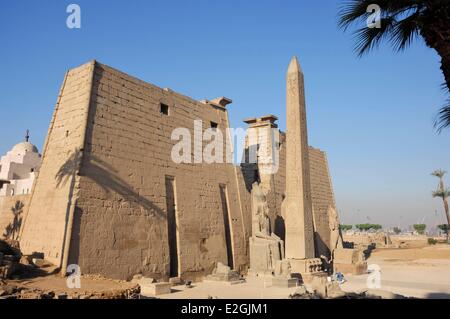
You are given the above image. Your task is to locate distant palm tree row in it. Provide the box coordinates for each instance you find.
[338,0,450,132]
[340,224,382,231]
[340,223,448,237]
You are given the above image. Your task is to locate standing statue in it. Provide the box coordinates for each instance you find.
[327,206,368,275]
[328,205,344,261]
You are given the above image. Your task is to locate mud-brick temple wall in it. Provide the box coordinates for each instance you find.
[66,62,248,280]
[20,62,95,265]
[0,194,31,239]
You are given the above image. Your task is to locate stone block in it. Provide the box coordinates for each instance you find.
[334,262,367,275]
[247,269,273,278]
[334,248,364,264]
[271,277,298,288]
[249,237,275,273]
[205,272,241,283]
[30,252,44,259]
[205,262,242,283]
[140,282,171,297]
[132,275,156,285]
[169,277,183,285]
[289,258,323,275]
[20,255,33,266]
[32,258,45,267]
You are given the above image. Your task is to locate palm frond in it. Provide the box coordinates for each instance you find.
[390,12,421,51]
[338,0,376,30]
[353,17,395,56]
[434,99,450,134]
[338,0,427,56]
[431,169,447,178]
[432,188,450,199]
[338,0,424,30]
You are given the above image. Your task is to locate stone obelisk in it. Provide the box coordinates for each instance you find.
[284,56,315,260]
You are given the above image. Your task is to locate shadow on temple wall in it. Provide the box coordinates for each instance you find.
[314,233,332,272]
[57,148,167,273]
[274,215,285,242]
[66,206,82,269]
[314,232,331,259]
[55,149,166,219]
[3,200,24,241]
[55,149,82,188]
[240,144,260,192]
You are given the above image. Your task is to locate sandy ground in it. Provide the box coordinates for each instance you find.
[8,274,137,296]
[2,265,138,298]
[160,244,450,299]
[341,244,450,299]
[3,244,450,299]
[159,277,299,299]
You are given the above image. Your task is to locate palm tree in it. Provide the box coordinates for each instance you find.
[432,188,450,227]
[432,169,447,190]
[431,169,450,240]
[338,1,450,131]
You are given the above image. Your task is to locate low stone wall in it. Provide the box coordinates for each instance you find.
[344,233,433,249]
[389,235,429,248]
[343,232,394,249]
[0,195,31,240]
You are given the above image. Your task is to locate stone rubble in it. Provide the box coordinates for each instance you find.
[289,285,411,299]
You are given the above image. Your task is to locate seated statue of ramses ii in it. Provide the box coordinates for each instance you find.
[249,182,285,275]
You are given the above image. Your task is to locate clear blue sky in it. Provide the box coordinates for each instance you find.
[1,1,449,229]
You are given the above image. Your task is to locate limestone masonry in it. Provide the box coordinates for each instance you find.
[12,60,338,281]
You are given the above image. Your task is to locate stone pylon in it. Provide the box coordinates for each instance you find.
[284,56,315,260]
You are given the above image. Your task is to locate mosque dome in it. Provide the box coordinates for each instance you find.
[11,141,39,156]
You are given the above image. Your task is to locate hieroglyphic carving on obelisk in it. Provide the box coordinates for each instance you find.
[284,56,315,260]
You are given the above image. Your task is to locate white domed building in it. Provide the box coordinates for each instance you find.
[0,131,41,196]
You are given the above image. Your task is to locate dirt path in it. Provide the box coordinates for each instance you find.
[341,244,450,299]
[2,269,139,299]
